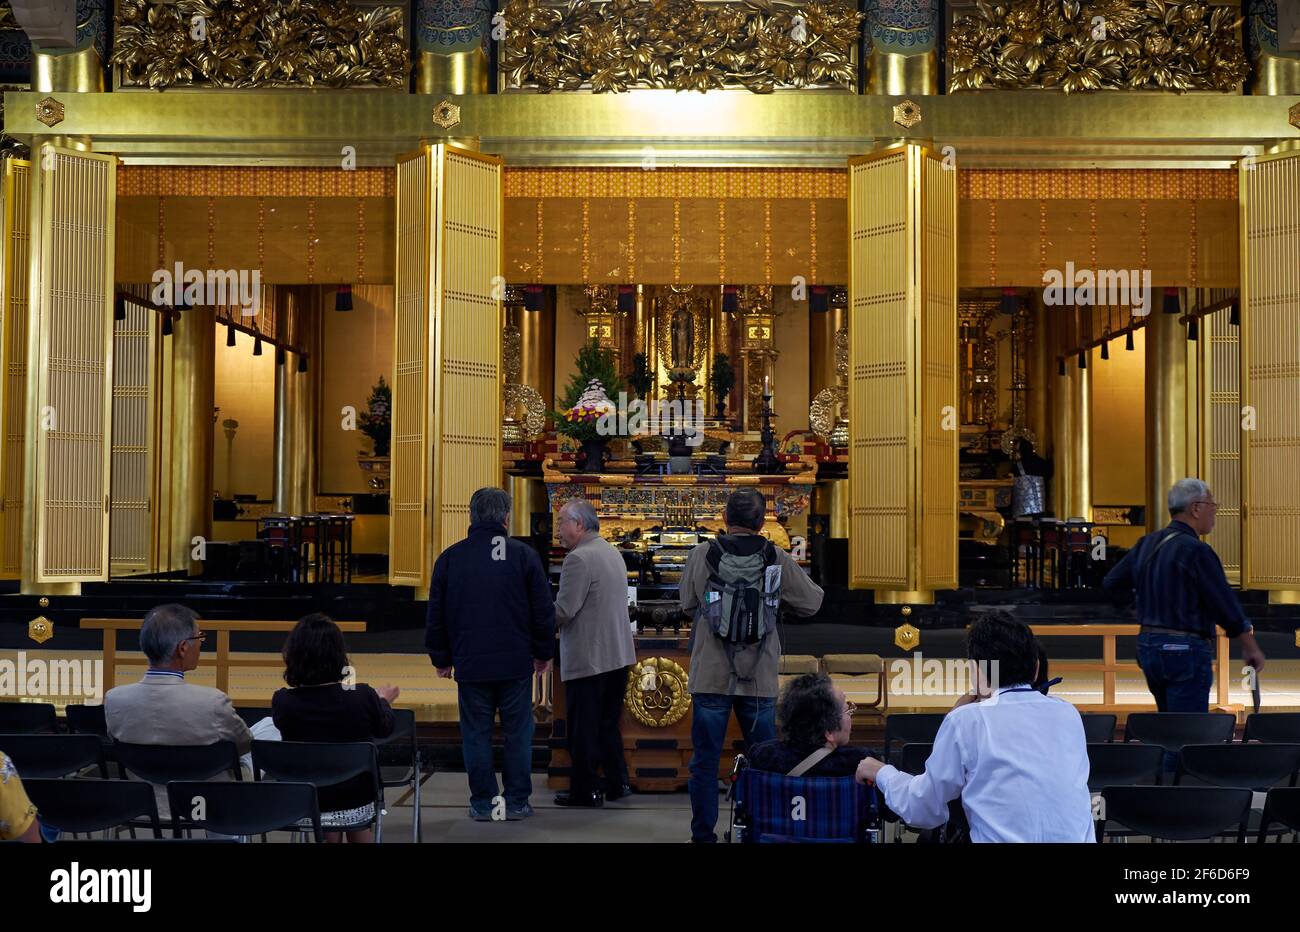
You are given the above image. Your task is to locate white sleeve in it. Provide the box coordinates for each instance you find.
[875,714,967,829]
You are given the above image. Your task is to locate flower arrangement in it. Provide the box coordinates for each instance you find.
[553,340,625,443]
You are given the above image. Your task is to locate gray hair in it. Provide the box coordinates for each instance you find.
[469,487,511,526]
[562,498,600,532]
[140,603,200,665]
[1168,477,1211,516]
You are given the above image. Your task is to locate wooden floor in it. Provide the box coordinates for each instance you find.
[5,649,1300,721]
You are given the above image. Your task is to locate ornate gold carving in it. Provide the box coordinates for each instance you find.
[626,657,690,727]
[892,98,921,128]
[433,99,462,128]
[502,326,523,382]
[112,0,408,89]
[1291,102,1300,130]
[28,617,53,644]
[809,385,847,445]
[834,326,848,381]
[894,622,920,651]
[653,286,710,387]
[948,0,1249,94]
[35,97,64,127]
[501,0,863,93]
[505,382,547,440]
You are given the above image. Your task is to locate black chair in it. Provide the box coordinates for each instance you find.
[1258,787,1300,842]
[24,778,162,839]
[898,742,933,776]
[65,704,108,737]
[0,702,58,734]
[1177,743,1300,790]
[1081,713,1117,743]
[883,714,945,768]
[251,740,383,840]
[377,708,427,843]
[0,734,106,779]
[235,707,274,730]
[1124,712,1235,754]
[113,740,243,783]
[1086,743,1164,793]
[1244,712,1300,744]
[166,780,323,842]
[1098,786,1251,842]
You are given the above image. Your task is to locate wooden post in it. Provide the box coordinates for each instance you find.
[1216,630,1231,710]
[1102,632,1117,709]
[215,629,231,695]
[102,628,117,692]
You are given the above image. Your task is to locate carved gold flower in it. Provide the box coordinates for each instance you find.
[1290,102,1300,131]
[35,96,64,127]
[432,99,461,129]
[893,99,922,129]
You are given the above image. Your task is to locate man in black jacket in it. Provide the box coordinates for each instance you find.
[426,487,555,821]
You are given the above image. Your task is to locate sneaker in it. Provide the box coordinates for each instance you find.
[506,803,534,820]
[468,806,494,822]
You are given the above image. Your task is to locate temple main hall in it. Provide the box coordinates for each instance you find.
[0,0,1298,858]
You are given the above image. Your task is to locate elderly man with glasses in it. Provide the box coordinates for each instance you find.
[1104,477,1265,718]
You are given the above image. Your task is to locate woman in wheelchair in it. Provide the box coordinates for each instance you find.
[746,673,881,777]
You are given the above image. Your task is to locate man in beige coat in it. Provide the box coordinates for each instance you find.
[553,498,637,808]
[105,603,252,817]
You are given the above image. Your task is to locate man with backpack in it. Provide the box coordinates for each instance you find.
[679,488,824,843]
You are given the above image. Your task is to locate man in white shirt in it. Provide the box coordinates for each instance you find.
[856,612,1094,843]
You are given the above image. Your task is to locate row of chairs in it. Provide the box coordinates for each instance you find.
[0,702,427,843]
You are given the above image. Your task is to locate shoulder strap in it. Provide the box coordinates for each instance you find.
[1138,529,1180,587]
[787,746,834,777]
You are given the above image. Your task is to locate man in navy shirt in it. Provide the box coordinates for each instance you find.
[1104,478,1264,714]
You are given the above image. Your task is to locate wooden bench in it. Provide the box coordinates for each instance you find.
[81,618,367,694]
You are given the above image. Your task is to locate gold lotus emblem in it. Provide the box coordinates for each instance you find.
[894,622,921,652]
[432,99,461,129]
[35,96,64,128]
[28,616,53,644]
[892,99,922,129]
[1290,102,1300,131]
[625,657,690,728]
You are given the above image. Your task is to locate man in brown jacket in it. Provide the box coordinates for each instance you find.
[553,498,637,808]
[680,488,824,842]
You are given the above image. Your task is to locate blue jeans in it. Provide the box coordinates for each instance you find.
[458,677,535,811]
[1136,631,1214,770]
[688,693,775,843]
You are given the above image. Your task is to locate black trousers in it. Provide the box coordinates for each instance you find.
[566,666,630,795]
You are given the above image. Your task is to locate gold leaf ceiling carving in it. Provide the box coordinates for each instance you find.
[949,0,1250,94]
[501,0,864,93]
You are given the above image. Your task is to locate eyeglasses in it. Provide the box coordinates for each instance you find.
[184,631,207,643]
[842,701,857,717]
[1190,500,1218,509]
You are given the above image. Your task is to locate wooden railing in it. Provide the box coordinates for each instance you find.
[1030,624,1235,714]
[82,619,367,694]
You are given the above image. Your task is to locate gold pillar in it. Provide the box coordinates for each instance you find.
[1145,309,1187,532]
[165,307,215,575]
[813,480,849,539]
[505,474,548,539]
[1250,53,1300,96]
[417,48,489,95]
[867,50,938,95]
[18,44,105,595]
[273,299,318,516]
[1027,301,1051,456]
[1049,312,1093,521]
[511,303,555,410]
[809,305,847,400]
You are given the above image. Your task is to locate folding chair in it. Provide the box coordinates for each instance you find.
[1081,713,1117,743]
[24,778,162,839]
[1243,713,1300,744]
[377,708,428,843]
[0,734,106,779]
[1257,787,1300,842]
[0,702,58,734]
[883,713,945,768]
[252,740,383,840]
[728,755,882,844]
[166,780,323,842]
[1098,786,1251,842]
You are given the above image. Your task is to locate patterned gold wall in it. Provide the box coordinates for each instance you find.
[0,160,28,580]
